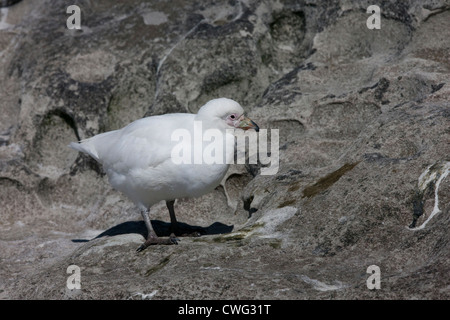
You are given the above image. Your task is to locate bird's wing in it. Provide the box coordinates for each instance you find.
[73,113,195,173]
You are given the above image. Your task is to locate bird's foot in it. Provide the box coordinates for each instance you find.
[169,233,180,243]
[171,226,204,238]
[136,234,178,252]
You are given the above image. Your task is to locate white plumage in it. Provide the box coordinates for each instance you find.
[69,98,259,250]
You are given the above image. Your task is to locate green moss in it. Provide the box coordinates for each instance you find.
[209,223,266,245]
[212,233,246,243]
[288,182,301,192]
[277,199,296,208]
[268,239,282,249]
[144,254,171,277]
[302,162,359,198]
[239,222,265,233]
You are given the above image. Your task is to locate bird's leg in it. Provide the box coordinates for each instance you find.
[166,200,180,239]
[166,200,202,238]
[141,207,158,239]
[136,207,177,252]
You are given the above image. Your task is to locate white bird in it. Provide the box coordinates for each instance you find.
[69,98,259,251]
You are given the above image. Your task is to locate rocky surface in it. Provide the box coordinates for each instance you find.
[0,0,449,299]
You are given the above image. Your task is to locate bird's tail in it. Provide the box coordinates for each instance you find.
[69,139,100,162]
[68,130,118,162]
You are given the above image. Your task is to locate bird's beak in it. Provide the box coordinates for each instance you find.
[236,115,260,132]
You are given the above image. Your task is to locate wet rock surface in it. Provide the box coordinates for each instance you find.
[0,0,449,299]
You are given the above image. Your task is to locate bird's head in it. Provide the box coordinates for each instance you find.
[196,98,259,132]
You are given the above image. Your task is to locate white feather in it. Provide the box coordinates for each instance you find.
[69,98,244,209]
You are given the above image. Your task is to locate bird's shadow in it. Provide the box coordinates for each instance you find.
[71,220,234,243]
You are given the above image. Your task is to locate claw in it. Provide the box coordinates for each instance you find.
[169,233,179,244]
[136,244,147,252]
[136,235,178,252]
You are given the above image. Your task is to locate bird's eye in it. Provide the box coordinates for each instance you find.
[230,114,236,119]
